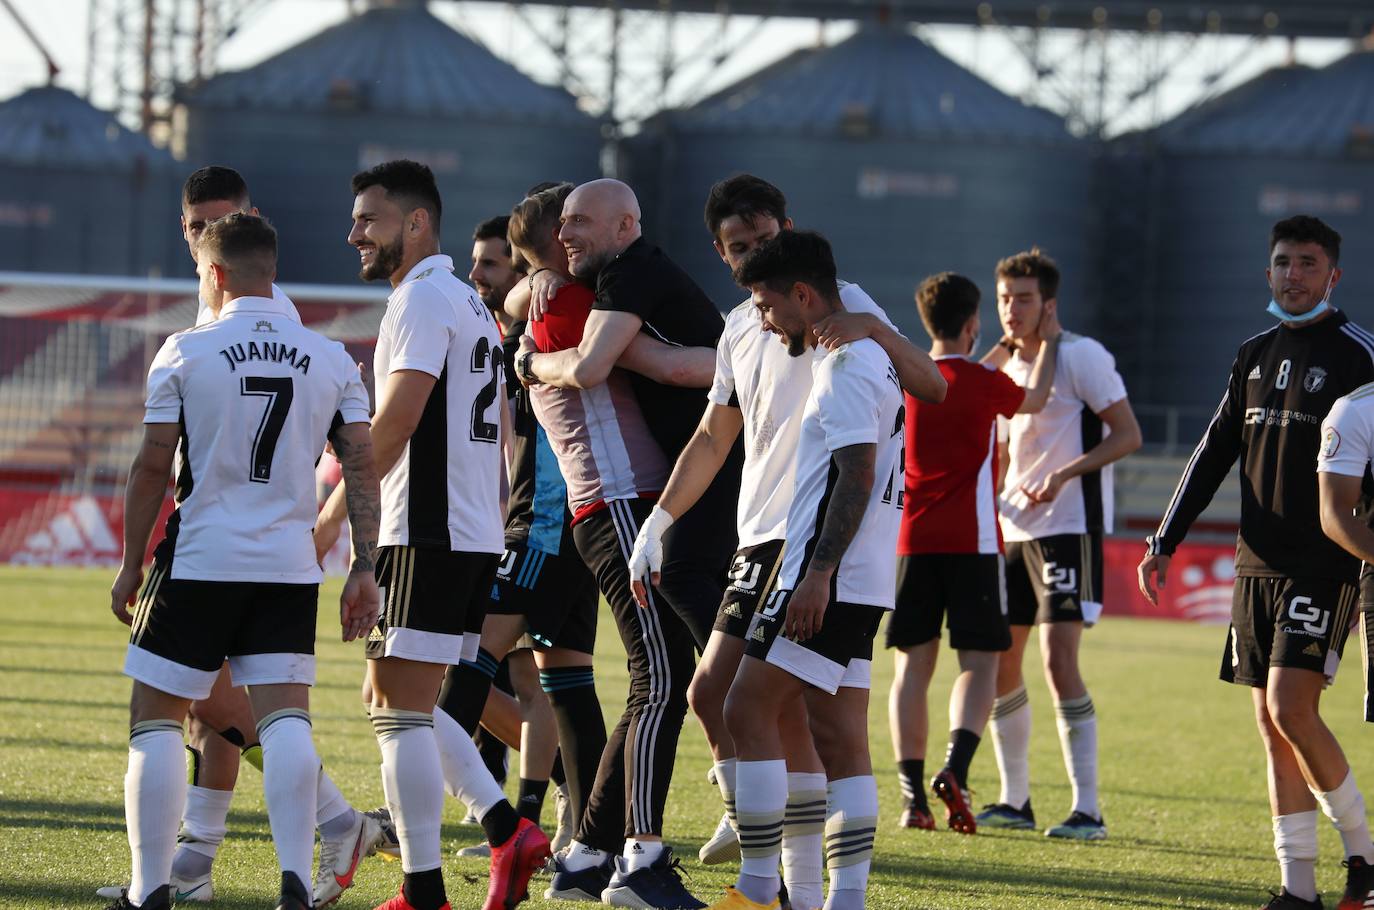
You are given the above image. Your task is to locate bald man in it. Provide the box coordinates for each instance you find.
[516,179,731,908]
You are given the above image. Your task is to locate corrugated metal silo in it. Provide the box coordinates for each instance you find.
[629,24,1096,342]
[179,0,604,282]
[0,86,177,276]
[1146,55,1374,431]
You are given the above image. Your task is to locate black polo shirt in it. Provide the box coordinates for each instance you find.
[593,236,724,458]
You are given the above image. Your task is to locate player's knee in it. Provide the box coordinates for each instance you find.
[1266,691,1319,744]
[687,667,726,719]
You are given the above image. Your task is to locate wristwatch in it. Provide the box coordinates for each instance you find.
[519,351,537,384]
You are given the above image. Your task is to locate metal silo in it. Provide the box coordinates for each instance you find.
[0,86,176,276]
[628,23,1095,341]
[178,0,603,283]
[1144,55,1374,433]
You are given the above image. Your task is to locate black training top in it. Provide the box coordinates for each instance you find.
[1148,309,1374,582]
[592,237,725,459]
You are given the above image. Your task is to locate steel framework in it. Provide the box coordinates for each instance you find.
[81,0,1374,141]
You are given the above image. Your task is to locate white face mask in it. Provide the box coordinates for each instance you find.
[1268,270,1335,325]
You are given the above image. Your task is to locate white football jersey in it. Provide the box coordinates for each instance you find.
[196,283,301,327]
[707,282,897,546]
[1318,383,1374,478]
[144,295,370,583]
[998,333,1127,542]
[776,337,905,609]
[373,254,504,554]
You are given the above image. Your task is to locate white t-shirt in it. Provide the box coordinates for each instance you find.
[373,254,504,554]
[196,283,301,327]
[144,295,370,583]
[1317,384,1374,479]
[998,332,1128,541]
[776,337,905,609]
[707,282,896,546]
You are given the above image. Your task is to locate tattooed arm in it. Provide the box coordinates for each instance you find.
[110,423,181,625]
[783,442,876,642]
[329,420,382,642]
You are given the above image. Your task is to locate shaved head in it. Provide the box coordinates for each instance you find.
[558,178,644,280]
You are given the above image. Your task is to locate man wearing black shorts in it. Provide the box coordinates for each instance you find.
[886,272,1058,835]
[439,211,605,855]
[322,160,548,910]
[703,230,907,910]
[1142,216,1374,910]
[107,214,380,910]
[979,249,1141,841]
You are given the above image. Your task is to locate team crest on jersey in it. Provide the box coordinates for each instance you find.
[1323,427,1342,458]
[1304,366,1328,393]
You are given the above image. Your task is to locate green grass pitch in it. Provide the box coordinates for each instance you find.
[3,564,1373,909]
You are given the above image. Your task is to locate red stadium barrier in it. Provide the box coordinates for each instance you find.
[1,485,1237,626]
[0,486,173,567]
[1101,536,1236,624]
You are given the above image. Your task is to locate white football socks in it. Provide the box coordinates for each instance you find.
[1313,769,1374,863]
[315,766,352,830]
[432,707,506,820]
[735,759,788,905]
[714,757,739,827]
[823,776,878,910]
[257,709,318,886]
[372,708,444,873]
[1274,811,1319,902]
[177,785,231,862]
[127,721,187,905]
[1054,693,1100,819]
[782,771,827,910]
[989,685,1031,808]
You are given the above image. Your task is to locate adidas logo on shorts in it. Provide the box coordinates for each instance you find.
[1304,642,1323,658]
[725,603,743,618]
[751,623,767,642]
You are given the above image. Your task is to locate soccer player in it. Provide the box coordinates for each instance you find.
[703,229,905,910]
[975,248,1140,842]
[106,213,380,910]
[100,165,392,907]
[626,174,944,909]
[508,181,707,908]
[886,272,1058,834]
[446,212,592,854]
[340,160,548,910]
[1319,389,1374,910]
[1141,215,1374,910]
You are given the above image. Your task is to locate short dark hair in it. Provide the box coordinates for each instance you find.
[351,159,442,234]
[509,182,574,256]
[197,212,276,281]
[916,272,980,341]
[704,174,788,241]
[1270,215,1341,266]
[474,216,511,257]
[995,247,1060,301]
[182,165,250,209]
[732,229,839,301]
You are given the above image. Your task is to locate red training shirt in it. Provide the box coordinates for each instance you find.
[899,355,1025,555]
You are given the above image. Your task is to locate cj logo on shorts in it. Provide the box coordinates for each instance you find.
[727,556,762,593]
[1041,562,1078,594]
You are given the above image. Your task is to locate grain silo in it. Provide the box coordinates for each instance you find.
[629,23,1096,341]
[0,86,176,276]
[178,0,604,283]
[1143,54,1374,427]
